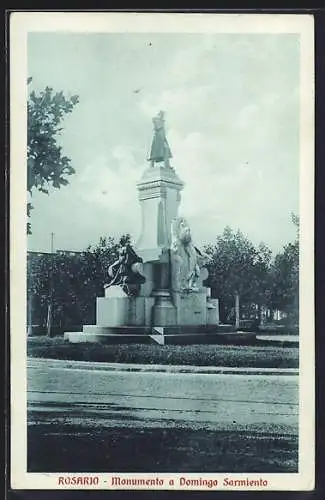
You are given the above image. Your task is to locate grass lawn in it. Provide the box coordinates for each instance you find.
[27,336,298,368]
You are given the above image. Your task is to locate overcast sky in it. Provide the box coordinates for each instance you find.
[27,32,299,254]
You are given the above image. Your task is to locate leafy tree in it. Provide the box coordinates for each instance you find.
[27,234,131,332]
[269,214,299,323]
[204,227,274,323]
[204,227,269,322]
[250,242,273,322]
[291,212,300,232]
[27,78,79,233]
[27,251,51,327]
[270,241,299,322]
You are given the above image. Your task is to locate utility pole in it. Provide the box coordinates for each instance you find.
[47,232,55,337]
[235,292,240,330]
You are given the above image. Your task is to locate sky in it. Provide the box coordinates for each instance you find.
[27,32,300,254]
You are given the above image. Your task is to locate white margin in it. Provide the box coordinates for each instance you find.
[9,11,315,491]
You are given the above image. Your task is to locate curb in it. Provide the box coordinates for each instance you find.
[28,357,299,376]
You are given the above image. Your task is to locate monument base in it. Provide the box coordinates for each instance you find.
[97,296,154,327]
[64,323,256,345]
[64,326,152,344]
[173,292,219,325]
[64,288,229,344]
[149,332,256,345]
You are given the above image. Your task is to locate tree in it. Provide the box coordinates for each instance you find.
[27,234,131,331]
[204,227,270,323]
[250,242,273,322]
[269,214,299,323]
[291,212,300,232]
[27,78,79,233]
[204,227,273,324]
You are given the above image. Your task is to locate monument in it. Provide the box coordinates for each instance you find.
[65,111,250,345]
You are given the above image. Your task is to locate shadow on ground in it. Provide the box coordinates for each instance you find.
[28,424,298,473]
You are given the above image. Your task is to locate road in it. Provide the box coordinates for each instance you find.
[28,358,298,434]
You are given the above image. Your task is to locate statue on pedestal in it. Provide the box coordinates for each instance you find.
[148,110,172,168]
[105,244,146,297]
[170,217,210,293]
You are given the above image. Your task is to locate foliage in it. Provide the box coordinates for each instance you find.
[27,337,299,369]
[27,78,79,233]
[27,234,131,328]
[205,227,255,298]
[204,227,272,322]
[204,222,298,324]
[270,214,299,321]
[27,220,299,329]
[249,242,273,319]
[291,212,300,231]
[270,240,299,320]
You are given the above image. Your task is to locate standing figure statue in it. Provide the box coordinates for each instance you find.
[148,110,172,168]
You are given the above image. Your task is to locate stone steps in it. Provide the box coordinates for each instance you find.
[150,332,256,345]
[82,325,152,335]
[64,332,152,344]
[64,327,256,346]
[151,324,234,335]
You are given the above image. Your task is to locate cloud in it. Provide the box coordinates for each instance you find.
[28,32,300,253]
[76,149,142,236]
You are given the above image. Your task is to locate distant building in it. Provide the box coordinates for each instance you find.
[27,249,84,258]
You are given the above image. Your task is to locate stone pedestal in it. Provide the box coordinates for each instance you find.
[64,115,225,346]
[136,165,184,262]
[207,298,220,325]
[174,292,206,325]
[135,165,186,328]
[97,296,154,327]
[152,290,177,326]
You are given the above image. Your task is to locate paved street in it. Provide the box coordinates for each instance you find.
[28,358,298,434]
[27,358,299,472]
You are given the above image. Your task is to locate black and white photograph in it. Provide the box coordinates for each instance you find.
[10,12,314,491]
